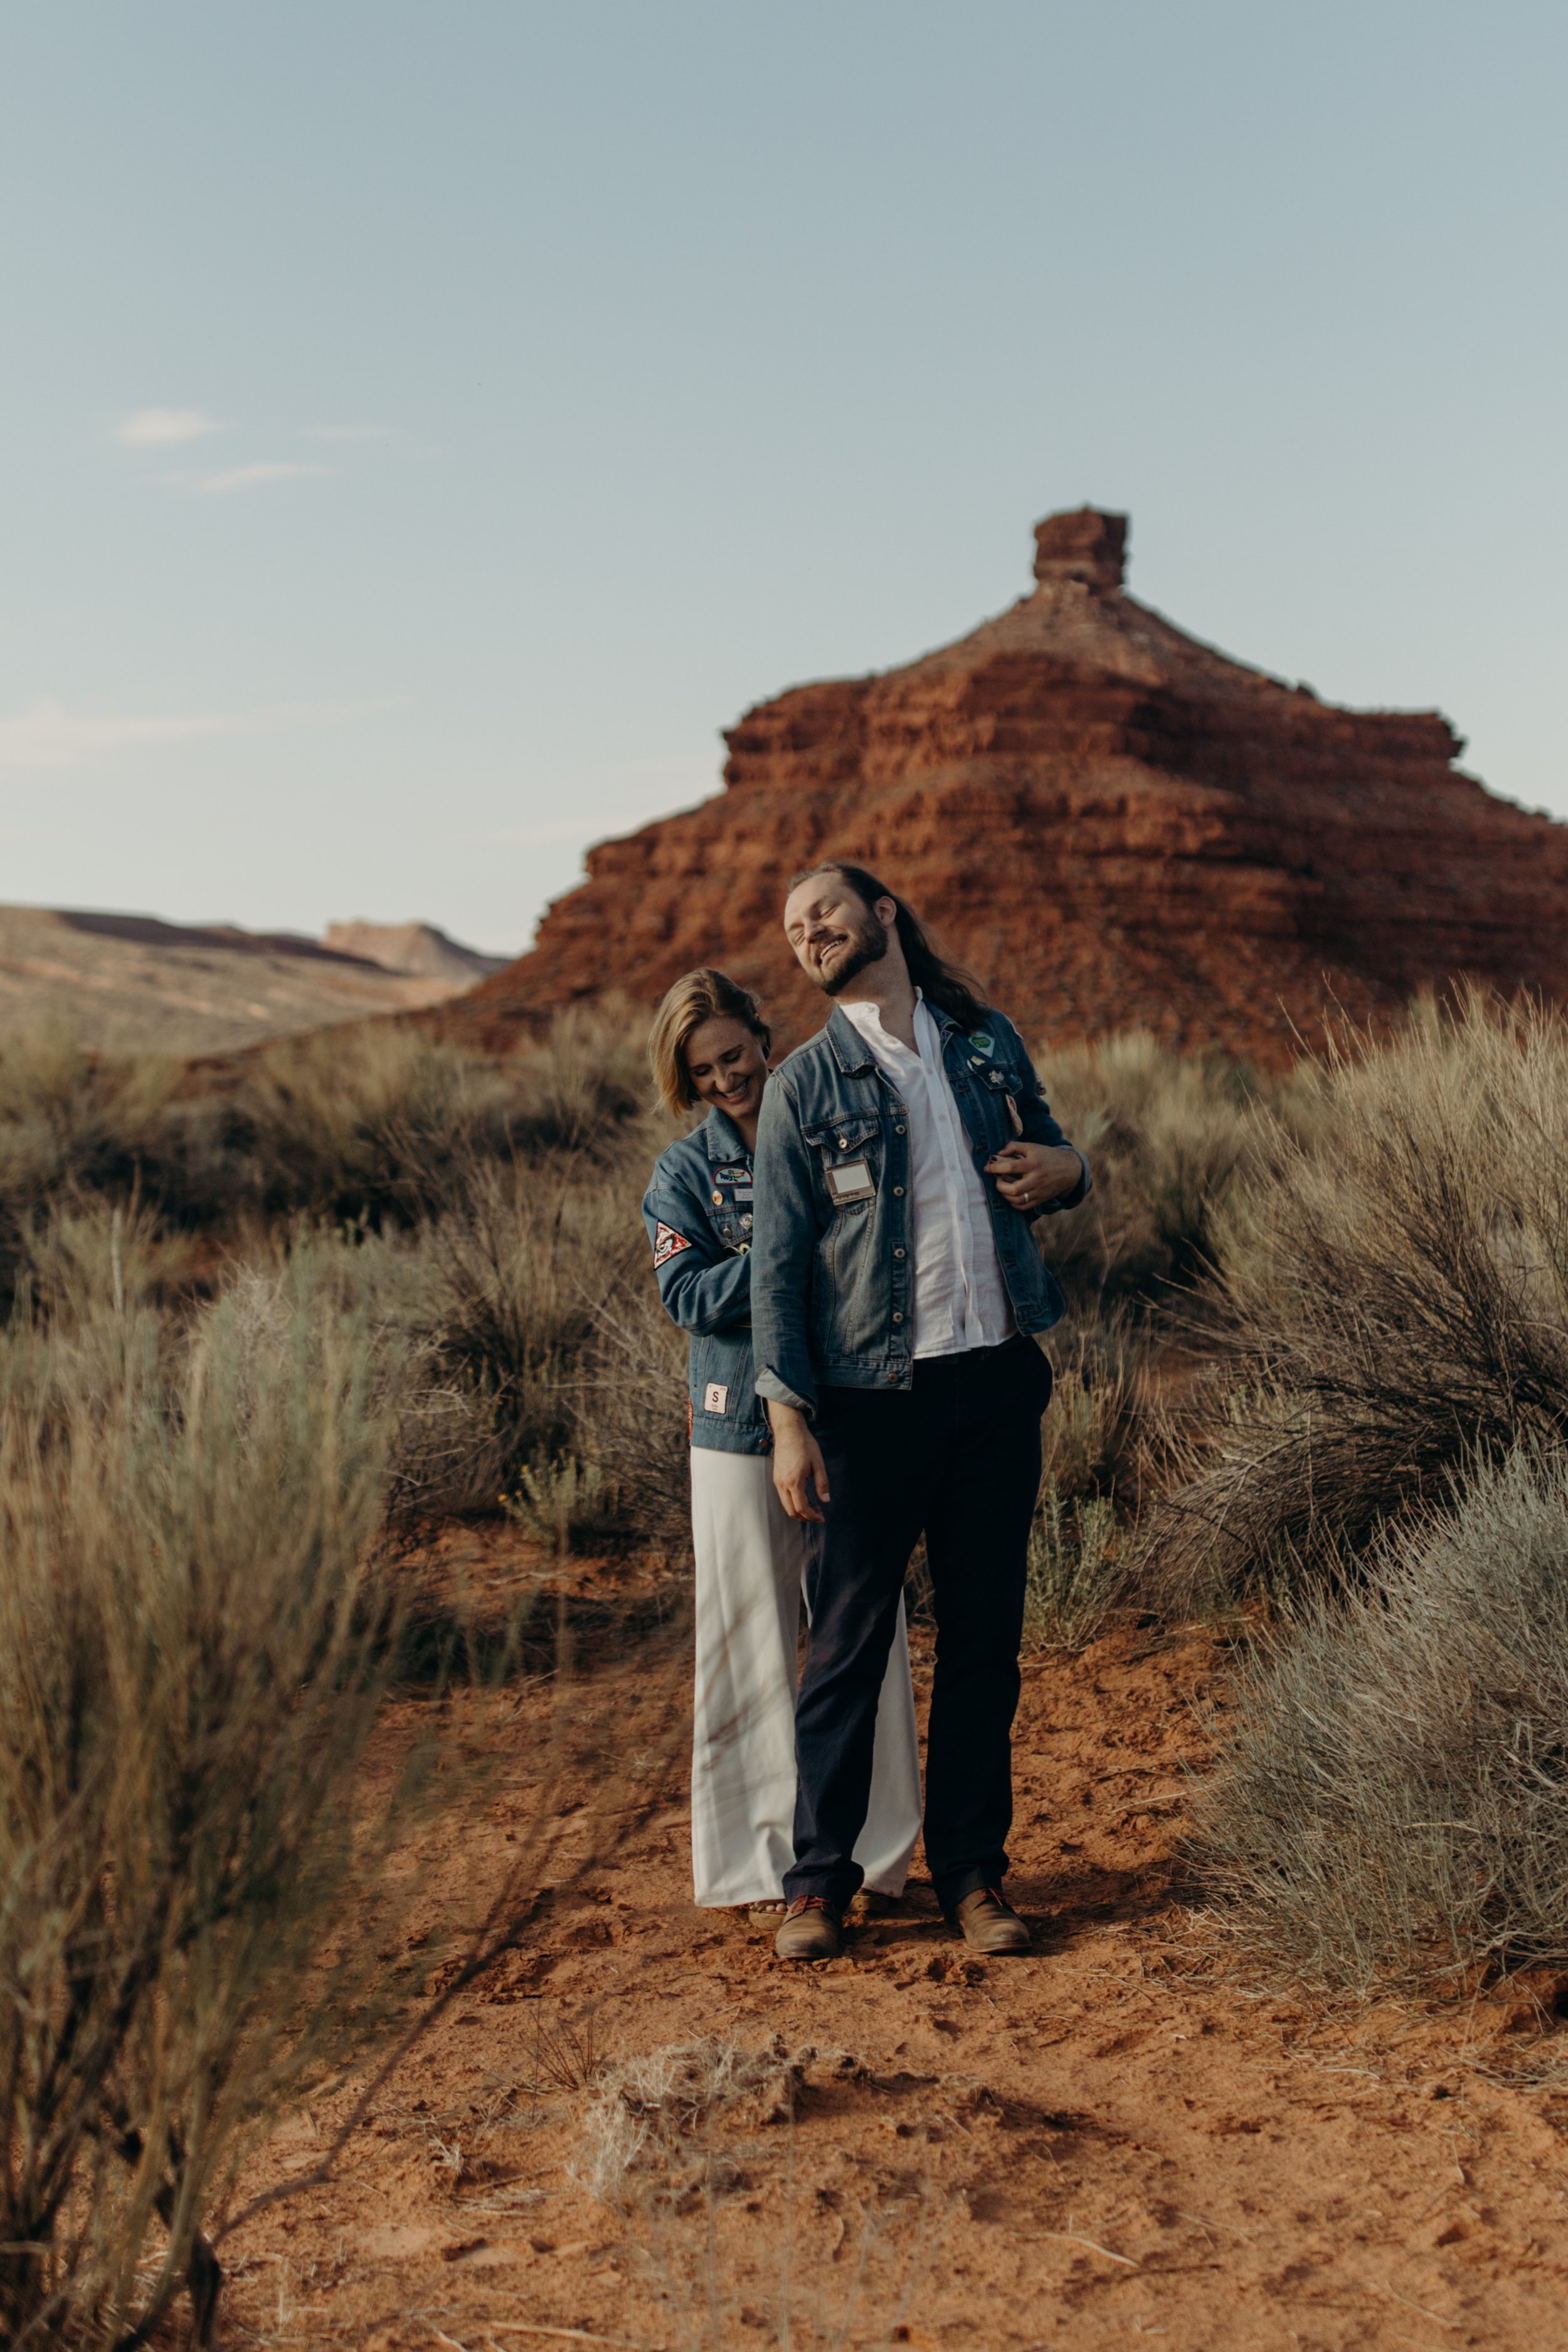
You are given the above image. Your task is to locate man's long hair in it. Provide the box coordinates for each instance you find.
[790,861,991,1033]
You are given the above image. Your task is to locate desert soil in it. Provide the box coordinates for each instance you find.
[220,1537,1568,2352]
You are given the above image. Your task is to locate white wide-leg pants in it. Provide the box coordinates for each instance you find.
[689,1446,923,1908]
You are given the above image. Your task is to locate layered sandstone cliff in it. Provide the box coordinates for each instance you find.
[447,509,1568,1063]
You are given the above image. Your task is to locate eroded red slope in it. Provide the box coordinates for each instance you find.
[445,509,1568,1064]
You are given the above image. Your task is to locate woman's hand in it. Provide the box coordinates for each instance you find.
[985,1140,1083,1216]
[768,1401,831,1523]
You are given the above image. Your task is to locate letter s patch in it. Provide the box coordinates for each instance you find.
[652,1221,694,1268]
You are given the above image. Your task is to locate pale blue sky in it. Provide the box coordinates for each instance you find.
[1,3,1562,955]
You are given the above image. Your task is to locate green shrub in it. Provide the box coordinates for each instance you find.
[0,1002,675,1531]
[400,1145,654,1502]
[0,1023,195,1304]
[1033,1029,1264,1311]
[223,1021,512,1224]
[0,1007,657,1310]
[575,1274,697,1555]
[503,1453,622,1555]
[499,997,655,1157]
[1022,1479,1120,1651]
[0,1261,425,2346]
[1150,992,1568,1608]
[229,1004,647,1222]
[1040,1306,1153,1502]
[1195,1442,1568,1989]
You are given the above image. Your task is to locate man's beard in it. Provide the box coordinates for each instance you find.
[815,912,887,997]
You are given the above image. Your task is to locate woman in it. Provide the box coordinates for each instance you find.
[642,968,923,1926]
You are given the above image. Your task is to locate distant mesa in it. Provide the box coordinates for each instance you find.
[0,909,510,1056]
[437,506,1568,1066]
[322,920,507,983]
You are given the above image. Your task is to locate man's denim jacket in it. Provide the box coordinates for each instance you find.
[642,1103,771,1455]
[751,1002,1091,1417]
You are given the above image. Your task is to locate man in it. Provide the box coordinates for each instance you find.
[750,862,1091,1962]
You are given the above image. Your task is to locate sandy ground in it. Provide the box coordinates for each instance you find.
[217,1554,1568,2352]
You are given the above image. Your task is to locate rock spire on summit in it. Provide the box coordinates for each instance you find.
[436,506,1568,1067]
[1032,506,1128,592]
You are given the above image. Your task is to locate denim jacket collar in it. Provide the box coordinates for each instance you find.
[701,1103,751,1164]
[824,1004,877,1076]
[824,995,965,1079]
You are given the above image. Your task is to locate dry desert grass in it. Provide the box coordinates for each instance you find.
[7,992,1568,2343]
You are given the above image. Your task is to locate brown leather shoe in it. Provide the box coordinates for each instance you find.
[774,1895,843,1961]
[847,1887,904,1922]
[947,1886,1031,1955]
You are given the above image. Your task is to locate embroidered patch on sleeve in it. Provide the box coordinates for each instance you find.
[652,1221,694,1268]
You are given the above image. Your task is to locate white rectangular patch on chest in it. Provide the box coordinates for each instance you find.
[702,1382,729,1416]
[826,1158,875,1204]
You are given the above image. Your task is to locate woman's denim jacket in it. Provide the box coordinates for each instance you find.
[751,1002,1091,1417]
[642,1104,771,1456]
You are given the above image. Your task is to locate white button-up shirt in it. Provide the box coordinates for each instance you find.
[838,990,1015,1359]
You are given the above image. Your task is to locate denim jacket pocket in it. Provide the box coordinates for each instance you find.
[800,1114,882,1213]
[800,1111,881,1153]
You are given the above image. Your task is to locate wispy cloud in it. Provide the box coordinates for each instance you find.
[193,460,329,495]
[0,698,373,770]
[112,414,374,491]
[115,407,224,447]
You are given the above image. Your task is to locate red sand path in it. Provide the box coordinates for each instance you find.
[221,1566,1568,2351]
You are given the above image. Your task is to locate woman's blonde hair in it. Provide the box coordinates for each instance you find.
[649,968,771,1119]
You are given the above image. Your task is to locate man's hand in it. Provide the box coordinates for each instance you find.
[768,1400,830,1523]
[985,1140,1083,1216]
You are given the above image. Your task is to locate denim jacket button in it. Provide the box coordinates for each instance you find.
[893,1184,905,1197]
[894,1122,906,1134]
[892,1311,904,1323]
[893,1246,906,1259]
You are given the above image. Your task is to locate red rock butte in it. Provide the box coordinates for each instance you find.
[446,507,1568,1064]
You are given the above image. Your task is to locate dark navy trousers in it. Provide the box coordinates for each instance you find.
[783,1335,1052,1911]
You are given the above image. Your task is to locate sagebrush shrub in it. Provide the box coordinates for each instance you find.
[1152,992,1568,1606]
[1034,1029,1264,1310]
[1022,1480,1120,1651]
[1040,1305,1152,1502]
[1195,1442,1568,1988]
[0,1265,424,2345]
